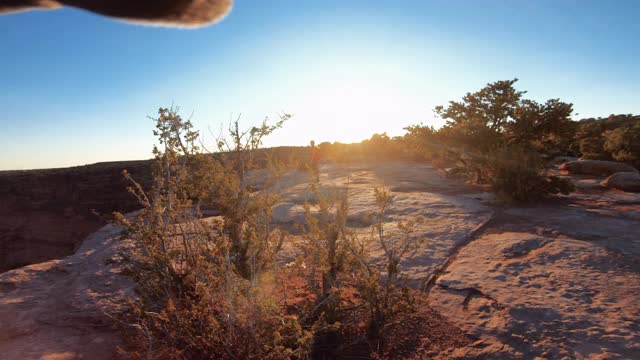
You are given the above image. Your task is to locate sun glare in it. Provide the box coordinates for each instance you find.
[287,75,427,145]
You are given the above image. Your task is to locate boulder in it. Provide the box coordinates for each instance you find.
[600,172,640,192]
[559,160,637,176]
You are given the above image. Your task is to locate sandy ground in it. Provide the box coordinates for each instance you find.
[1,161,638,359]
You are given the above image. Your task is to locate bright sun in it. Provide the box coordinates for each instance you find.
[287,76,427,145]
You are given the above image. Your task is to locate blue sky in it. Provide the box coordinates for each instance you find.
[1,0,639,170]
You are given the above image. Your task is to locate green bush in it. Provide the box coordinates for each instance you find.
[114,107,310,359]
[293,174,423,357]
[209,114,291,279]
[572,116,640,161]
[434,79,574,157]
[604,122,640,163]
[116,107,424,359]
[348,187,423,355]
[410,79,579,202]
[579,137,610,160]
[484,146,574,203]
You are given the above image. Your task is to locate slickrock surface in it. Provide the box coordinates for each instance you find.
[430,195,640,359]
[1,160,639,359]
[271,162,493,281]
[0,223,133,360]
[0,161,492,359]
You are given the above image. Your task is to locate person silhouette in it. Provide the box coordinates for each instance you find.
[309,140,321,182]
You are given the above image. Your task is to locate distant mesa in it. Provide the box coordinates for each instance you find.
[0,0,233,28]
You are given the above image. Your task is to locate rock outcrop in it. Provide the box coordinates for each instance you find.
[559,160,637,176]
[601,171,640,192]
[430,231,640,359]
[429,194,640,359]
[0,223,134,360]
[0,161,151,272]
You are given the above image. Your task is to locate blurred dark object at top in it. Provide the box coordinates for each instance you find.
[0,0,232,27]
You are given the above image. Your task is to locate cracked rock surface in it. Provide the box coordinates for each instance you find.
[430,208,640,359]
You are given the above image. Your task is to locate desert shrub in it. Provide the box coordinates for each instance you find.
[360,133,409,160]
[209,114,291,279]
[604,122,640,163]
[572,116,640,161]
[579,136,610,160]
[299,183,350,320]
[576,122,611,160]
[508,99,577,157]
[347,187,423,355]
[292,170,424,357]
[402,124,444,161]
[415,80,578,201]
[483,146,574,203]
[311,135,411,163]
[318,141,358,163]
[114,107,310,359]
[434,79,574,157]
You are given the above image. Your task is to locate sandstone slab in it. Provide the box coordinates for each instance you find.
[601,171,640,192]
[560,160,637,176]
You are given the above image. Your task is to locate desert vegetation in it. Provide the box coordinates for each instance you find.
[110,80,639,358]
[1,80,638,359]
[317,80,638,202]
[112,107,431,359]
[575,115,640,165]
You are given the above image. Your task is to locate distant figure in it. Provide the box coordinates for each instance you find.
[310,140,321,181]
